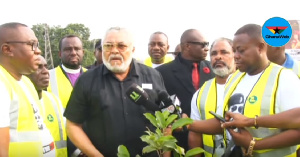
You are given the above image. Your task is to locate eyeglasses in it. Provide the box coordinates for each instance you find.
[187,41,209,48]
[103,43,129,51]
[6,41,39,51]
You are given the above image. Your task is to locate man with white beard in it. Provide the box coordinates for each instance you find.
[189,38,235,157]
[64,27,166,157]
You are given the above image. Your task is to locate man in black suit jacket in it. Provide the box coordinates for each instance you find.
[156,29,215,152]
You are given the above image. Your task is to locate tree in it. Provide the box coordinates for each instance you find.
[32,23,96,68]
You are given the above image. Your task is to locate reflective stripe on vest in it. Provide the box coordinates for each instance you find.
[9,130,40,142]
[49,68,60,102]
[196,79,216,156]
[42,91,67,157]
[196,78,227,157]
[48,66,87,109]
[223,63,296,157]
[224,70,243,96]
[43,91,67,149]
[0,66,43,156]
[144,56,173,67]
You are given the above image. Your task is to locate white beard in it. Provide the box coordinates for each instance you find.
[212,65,234,78]
[102,53,133,73]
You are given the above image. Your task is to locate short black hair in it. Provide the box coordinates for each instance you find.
[58,34,82,51]
[95,39,102,51]
[234,24,263,42]
[151,31,168,43]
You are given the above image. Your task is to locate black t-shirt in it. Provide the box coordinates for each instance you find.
[64,60,166,157]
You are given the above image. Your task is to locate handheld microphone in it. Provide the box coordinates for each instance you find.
[158,91,182,116]
[158,91,187,131]
[125,83,160,112]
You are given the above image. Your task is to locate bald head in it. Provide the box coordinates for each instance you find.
[0,23,28,46]
[0,22,40,80]
[174,44,181,56]
[179,29,208,61]
[180,29,206,43]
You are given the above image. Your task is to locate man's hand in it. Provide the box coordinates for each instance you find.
[228,128,253,149]
[0,127,9,157]
[164,125,173,136]
[221,112,254,129]
[172,113,190,132]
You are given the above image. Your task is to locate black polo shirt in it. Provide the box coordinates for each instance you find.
[64,59,166,157]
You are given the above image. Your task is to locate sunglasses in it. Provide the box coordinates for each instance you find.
[187,41,209,48]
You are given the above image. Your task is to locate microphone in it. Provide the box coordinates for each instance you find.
[125,83,160,112]
[158,91,182,116]
[158,91,187,131]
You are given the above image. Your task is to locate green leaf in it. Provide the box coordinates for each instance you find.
[162,140,177,150]
[140,135,157,147]
[162,110,170,120]
[173,145,185,155]
[117,145,130,157]
[142,145,157,154]
[158,135,177,143]
[144,130,152,136]
[172,118,193,131]
[173,145,184,156]
[140,135,150,143]
[155,111,166,128]
[155,128,163,136]
[144,113,158,128]
[165,114,178,127]
[185,147,206,157]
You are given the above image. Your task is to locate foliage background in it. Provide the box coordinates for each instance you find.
[32,23,96,68]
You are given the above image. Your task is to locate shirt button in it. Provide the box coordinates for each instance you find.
[123,96,126,99]
[125,112,128,115]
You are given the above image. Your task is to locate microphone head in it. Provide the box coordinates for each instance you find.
[143,88,158,104]
[158,91,172,105]
[125,83,160,112]
[126,83,149,105]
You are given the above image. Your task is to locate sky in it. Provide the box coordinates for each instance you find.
[1,0,299,60]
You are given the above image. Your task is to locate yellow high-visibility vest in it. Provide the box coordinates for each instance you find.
[223,63,297,157]
[144,56,173,67]
[0,66,44,157]
[48,65,87,109]
[41,91,67,157]
[196,78,218,157]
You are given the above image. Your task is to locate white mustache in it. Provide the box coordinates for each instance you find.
[108,54,123,62]
[213,61,226,68]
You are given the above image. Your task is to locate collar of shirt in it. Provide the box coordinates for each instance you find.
[282,53,294,69]
[61,64,81,74]
[177,53,197,69]
[103,59,139,78]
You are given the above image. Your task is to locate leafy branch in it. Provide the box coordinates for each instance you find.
[117,111,205,157]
